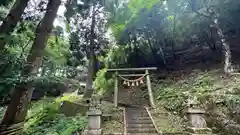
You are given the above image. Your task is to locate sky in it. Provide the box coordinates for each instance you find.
[54,3,66,27]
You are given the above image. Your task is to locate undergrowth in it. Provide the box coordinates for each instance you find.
[23,94,87,135]
[153,69,240,134]
[94,68,114,95]
[154,69,240,112]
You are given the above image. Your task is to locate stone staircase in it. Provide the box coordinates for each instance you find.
[125,107,158,135]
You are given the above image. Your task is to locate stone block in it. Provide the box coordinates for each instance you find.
[87,109,102,134]
[185,108,205,114]
[59,100,88,116]
[186,127,212,134]
[185,108,207,128]
[85,129,102,135]
[185,108,214,135]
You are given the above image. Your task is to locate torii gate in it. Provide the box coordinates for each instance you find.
[107,67,157,108]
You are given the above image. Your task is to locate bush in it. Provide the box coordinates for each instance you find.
[23,95,87,135]
[93,68,114,95]
[32,77,82,100]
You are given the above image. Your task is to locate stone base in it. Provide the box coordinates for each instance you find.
[85,129,102,135]
[186,127,213,135]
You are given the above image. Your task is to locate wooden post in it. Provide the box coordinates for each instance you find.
[146,69,155,107]
[114,72,118,107]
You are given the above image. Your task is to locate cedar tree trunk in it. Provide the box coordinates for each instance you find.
[0,0,61,128]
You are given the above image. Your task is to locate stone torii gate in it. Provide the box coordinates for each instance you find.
[107,67,157,108]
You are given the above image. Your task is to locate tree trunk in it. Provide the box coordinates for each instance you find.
[84,50,95,98]
[213,19,232,73]
[0,0,30,50]
[193,8,233,73]
[84,3,96,98]
[172,13,177,59]
[0,0,61,128]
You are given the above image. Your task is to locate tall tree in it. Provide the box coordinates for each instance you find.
[190,0,233,73]
[66,0,110,98]
[0,0,30,50]
[84,2,97,98]
[0,0,61,128]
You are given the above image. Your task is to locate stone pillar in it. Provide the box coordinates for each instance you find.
[85,109,102,135]
[145,69,155,107]
[185,107,213,135]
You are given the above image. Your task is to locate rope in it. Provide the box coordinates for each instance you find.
[117,73,148,82]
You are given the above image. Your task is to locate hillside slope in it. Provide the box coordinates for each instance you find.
[152,68,240,135]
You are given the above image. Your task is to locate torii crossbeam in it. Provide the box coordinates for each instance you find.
[107,67,157,108]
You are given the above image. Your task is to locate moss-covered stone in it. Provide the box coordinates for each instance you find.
[59,100,88,116]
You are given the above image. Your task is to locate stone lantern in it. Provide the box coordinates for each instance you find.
[85,97,102,135]
[185,96,213,135]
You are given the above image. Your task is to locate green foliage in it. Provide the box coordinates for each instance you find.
[155,70,215,111]
[104,0,240,70]
[0,106,6,119]
[33,76,82,98]
[0,20,72,103]
[154,70,240,112]
[23,96,87,135]
[45,36,70,66]
[93,68,114,95]
[103,46,129,68]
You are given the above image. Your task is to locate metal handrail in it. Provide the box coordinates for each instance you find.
[145,107,162,135]
[123,107,127,135]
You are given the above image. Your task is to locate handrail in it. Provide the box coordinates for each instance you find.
[145,107,162,135]
[107,67,157,72]
[123,107,127,135]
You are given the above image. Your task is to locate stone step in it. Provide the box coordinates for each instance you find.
[127,133,159,135]
[127,116,151,120]
[125,107,158,135]
[127,127,157,133]
[126,112,149,117]
[127,115,149,118]
[126,111,148,114]
[127,124,155,128]
[127,119,153,124]
[103,133,123,135]
[125,108,145,110]
[126,110,148,113]
[126,109,146,113]
[162,132,186,135]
